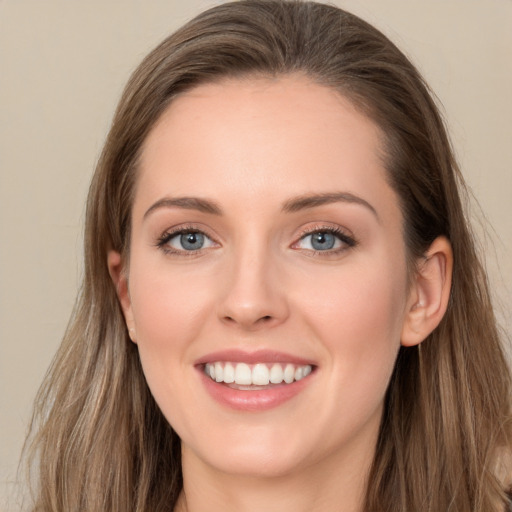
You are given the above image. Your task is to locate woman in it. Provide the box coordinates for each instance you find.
[25,1,512,511]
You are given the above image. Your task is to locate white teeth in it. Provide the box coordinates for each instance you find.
[234,363,252,385]
[269,363,284,384]
[223,362,235,383]
[283,364,295,383]
[214,362,224,382]
[205,361,312,386]
[252,364,270,385]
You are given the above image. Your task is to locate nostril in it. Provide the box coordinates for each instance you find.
[220,308,284,329]
[223,314,273,326]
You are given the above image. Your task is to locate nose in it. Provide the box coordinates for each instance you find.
[217,242,290,331]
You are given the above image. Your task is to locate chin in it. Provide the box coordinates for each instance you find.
[180,421,325,479]
[203,447,309,479]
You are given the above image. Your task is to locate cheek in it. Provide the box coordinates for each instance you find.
[303,256,406,331]
[129,260,214,338]
[298,258,407,399]
[127,264,215,387]
[126,265,220,432]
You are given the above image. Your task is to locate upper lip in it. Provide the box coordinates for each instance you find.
[195,349,316,366]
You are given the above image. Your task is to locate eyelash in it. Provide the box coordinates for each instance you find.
[294,225,357,256]
[155,224,217,256]
[155,224,357,256]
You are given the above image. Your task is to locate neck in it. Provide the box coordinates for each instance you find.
[174,440,374,512]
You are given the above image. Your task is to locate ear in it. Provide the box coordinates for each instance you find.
[401,236,453,347]
[107,250,137,343]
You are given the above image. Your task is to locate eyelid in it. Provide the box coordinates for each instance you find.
[291,223,357,252]
[154,222,356,256]
[155,223,220,255]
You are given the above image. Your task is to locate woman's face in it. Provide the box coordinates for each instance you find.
[118,75,415,478]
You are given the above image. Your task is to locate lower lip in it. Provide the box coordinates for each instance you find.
[198,369,313,411]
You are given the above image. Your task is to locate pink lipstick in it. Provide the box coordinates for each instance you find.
[195,349,316,411]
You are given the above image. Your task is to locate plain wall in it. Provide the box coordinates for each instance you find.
[1,1,511,510]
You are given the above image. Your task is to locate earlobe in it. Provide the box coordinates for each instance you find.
[107,250,137,343]
[401,236,453,347]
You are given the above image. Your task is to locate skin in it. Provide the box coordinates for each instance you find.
[109,75,452,512]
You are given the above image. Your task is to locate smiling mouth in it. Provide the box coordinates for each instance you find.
[204,362,313,388]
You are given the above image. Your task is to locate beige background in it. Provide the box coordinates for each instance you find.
[1,1,511,510]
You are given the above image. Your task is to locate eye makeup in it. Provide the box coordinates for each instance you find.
[154,221,357,258]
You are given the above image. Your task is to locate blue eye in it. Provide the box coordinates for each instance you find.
[296,229,355,252]
[178,232,205,250]
[310,232,336,250]
[158,229,216,253]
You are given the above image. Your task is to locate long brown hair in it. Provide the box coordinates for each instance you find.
[25,1,511,510]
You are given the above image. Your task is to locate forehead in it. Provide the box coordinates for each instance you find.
[135,75,397,220]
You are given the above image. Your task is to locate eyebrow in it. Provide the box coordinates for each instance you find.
[282,192,378,219]
[143,191,378,220]
[143,197,222,219]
